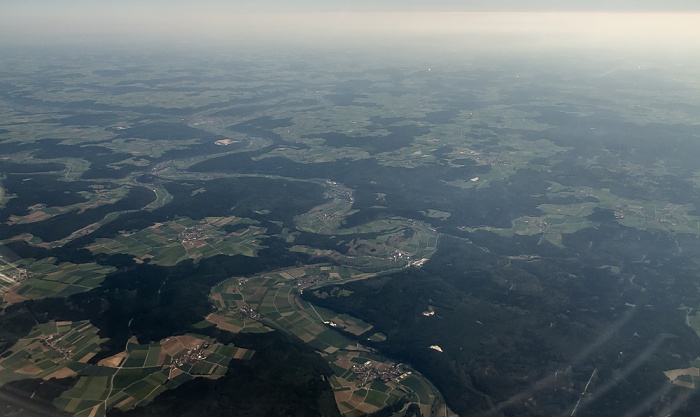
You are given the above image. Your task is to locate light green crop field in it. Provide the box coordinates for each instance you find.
[52,333,251,416]
[463,181,700,247]
[1,258,116,299]
[86,216,265,266]
[0,320,105,385]
[295,209,439,273]
[0,315,254,416]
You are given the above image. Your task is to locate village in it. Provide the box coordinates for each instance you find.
[351,361,411,388]
[177,227,206,243]
[41,334,72,360]
[324,179,354,203]
[238,303,260,320]
[171,342,210,368]
[294,272,335,287]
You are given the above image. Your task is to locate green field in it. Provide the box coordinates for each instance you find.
[294,214,439,273]
[86,216,265,266]
[1,258,116,300]
[465,182,700,246]
[0,318,255,416]
[0,321,105,385]
[207,264,448,416]
[5,186,132,227]
[52,333,251,415]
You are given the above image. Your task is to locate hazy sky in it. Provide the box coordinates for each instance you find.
[2,0,699,52]
[6,0,700,13]
[203,0,699,12]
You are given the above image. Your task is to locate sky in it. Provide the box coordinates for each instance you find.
[6,0,700,13]
[194,0,700,12]
[1,0,699,52]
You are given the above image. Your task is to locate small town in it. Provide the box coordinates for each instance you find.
[177,227,205,243]
[172,342,210,368]
[324,179,355,203]
[5,268,29,282]
[613,203,627,220]
[41,335,72,359]
[149,160,172,174]
[351,361,411,387]
[294,273,335,287]
[238,303,260,320]
[389,250,428,268]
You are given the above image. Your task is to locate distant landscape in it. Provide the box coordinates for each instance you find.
[1,41,700,417]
